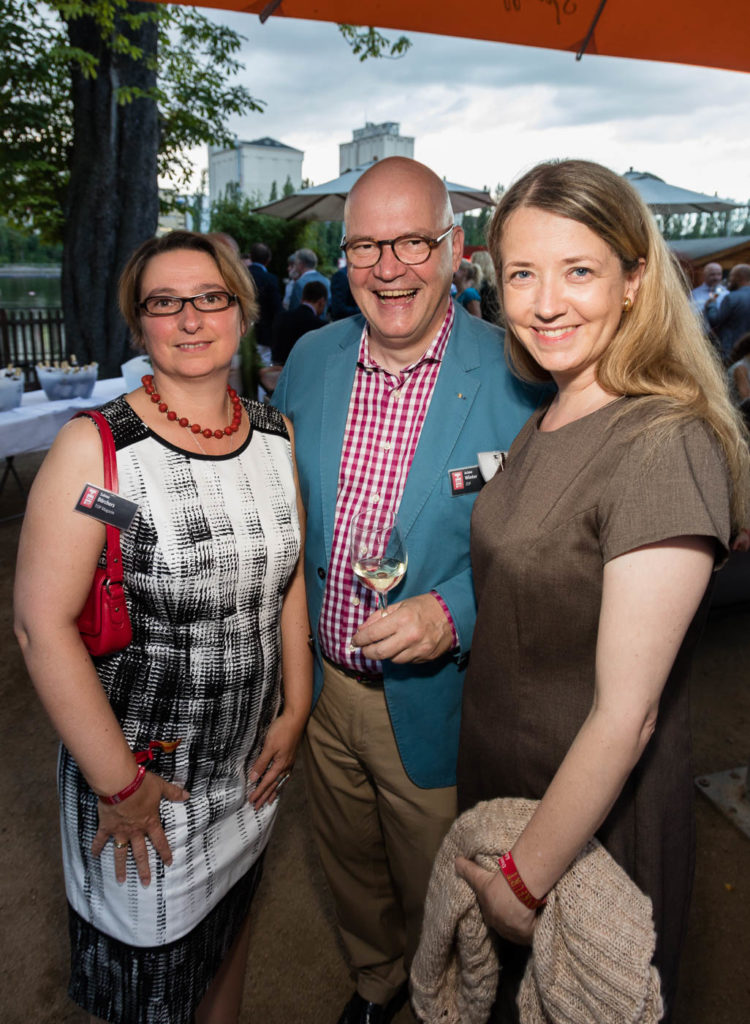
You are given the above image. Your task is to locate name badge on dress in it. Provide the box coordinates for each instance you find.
[74,484,139,530]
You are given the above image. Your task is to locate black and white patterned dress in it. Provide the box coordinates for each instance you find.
[59,396,300,1023]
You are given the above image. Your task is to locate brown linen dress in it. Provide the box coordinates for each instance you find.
[457,396,731,1022]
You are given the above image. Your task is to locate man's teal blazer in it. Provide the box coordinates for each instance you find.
[273,304,538,788]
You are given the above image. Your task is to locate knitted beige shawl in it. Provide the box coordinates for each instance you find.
[410,798,663,1024]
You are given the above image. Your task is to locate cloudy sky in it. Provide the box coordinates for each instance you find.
[184,12,750,204]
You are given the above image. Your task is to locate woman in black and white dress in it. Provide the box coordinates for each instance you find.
[14,230,312,1024]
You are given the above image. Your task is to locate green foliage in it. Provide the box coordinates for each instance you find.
[338,24,411,62]
[240,329,263,398]
[304,220,344,276]
[269,180,279,202]
[459,186,504,247]
[210,185,344,277]
[0,217,63,264]
[659,207,750,240]
[209,185,308,277]
[461,207,492,247]
[282,175,295,198]
[0,0,262,243]
[0,0,73,240]
[152,5,263,192]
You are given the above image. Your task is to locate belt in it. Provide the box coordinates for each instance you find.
[323,656,384,687]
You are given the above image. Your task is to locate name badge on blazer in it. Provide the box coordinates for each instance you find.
[449,466,483,494]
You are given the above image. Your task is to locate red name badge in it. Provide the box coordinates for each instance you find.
[74,483,139,530]
[80,485,99,509]
[449,466,483,495]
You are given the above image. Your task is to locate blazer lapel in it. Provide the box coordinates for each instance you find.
[397,313,481,541]
[319,321,361,558]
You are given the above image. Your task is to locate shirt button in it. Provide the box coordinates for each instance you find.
[317,567,326,579]
[391,390,400,402]
[382,441,391,451]
[371,494,380,505]
[351,596,360,607]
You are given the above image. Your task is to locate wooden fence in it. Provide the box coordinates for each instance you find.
[0,308,67,388]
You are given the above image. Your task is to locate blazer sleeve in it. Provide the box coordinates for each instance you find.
[433,567,476,658]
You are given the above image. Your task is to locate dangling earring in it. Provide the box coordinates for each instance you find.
[622,296,633,313]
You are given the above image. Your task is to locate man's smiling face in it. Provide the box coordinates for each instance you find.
[344,159,463,368]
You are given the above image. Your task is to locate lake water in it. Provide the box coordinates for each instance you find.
[0,270,61,309]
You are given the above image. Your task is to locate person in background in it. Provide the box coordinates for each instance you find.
[330,261,360,320]
[272,279,328,365]
[472,249,502,325]
[207,232,246,395]
[690,261,727,316]
[727,331,750,432]
[245,241,282,363]
[453,258,482,317]
[282,252,298,310]
[288,248,331,312]
[455,159,749,1023]
[273,156,538,1024]
[14,230,311,1024]
[707,263,750,362]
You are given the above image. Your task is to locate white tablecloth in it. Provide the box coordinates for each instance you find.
[0,377,127,459]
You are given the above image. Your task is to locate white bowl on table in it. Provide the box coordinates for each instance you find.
[36,363,98,401]
[0,370,25,412]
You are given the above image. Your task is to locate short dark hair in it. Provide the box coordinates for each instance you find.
[249,242,272,265]
[118,230,257,348]
[302,280,328,304]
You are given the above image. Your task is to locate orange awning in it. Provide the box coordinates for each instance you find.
[173,0,749,75]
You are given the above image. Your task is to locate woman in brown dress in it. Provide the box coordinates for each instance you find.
[455,160,749,1022]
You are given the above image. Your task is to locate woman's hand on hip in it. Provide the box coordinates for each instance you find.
[92,771,190,886]
[454,855,537,946]
[248,709,306,810]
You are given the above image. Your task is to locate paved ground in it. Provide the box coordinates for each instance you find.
[0,452,748,1023]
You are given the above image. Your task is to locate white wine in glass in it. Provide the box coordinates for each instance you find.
[350,508,407,613]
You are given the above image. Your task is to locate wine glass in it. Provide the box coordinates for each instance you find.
[350,508,408,613]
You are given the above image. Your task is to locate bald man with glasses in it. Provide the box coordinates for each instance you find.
[273,157,537,1024]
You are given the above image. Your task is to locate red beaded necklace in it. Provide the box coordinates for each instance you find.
[142,374,242,439]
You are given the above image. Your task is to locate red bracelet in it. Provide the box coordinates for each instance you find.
[98,738,180,805]
[498,850,547,910]
[100,764,147,805]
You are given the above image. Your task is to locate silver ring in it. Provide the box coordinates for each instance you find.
[276,773,291,792]
[113,839,128,850]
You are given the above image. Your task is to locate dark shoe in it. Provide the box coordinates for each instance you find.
[336,987,408,1024]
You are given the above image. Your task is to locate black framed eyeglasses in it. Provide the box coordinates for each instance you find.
[138,291,237,317]
[341,226,455,268]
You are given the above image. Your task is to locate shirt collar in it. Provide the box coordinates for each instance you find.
[357,300,455,375]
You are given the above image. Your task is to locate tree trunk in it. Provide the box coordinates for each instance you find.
[62,3,159,378]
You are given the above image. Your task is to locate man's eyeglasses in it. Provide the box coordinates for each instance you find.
[341,226,454,269]
[139,291,237,317]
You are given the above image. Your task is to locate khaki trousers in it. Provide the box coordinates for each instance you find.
[303,659,457,1005]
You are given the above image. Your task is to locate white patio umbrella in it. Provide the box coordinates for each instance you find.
[624,171,740,215]
[252,161,494,221]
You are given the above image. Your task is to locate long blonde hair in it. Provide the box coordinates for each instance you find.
[487,159,749,527]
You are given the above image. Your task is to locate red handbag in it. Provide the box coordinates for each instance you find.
[73,410,133,656]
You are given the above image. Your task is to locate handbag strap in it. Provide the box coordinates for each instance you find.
[72,409,124,585]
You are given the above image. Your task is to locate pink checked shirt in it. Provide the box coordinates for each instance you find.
[318,302,456,675]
